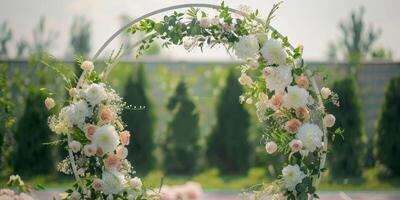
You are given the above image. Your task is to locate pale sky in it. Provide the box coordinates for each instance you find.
[1,0,399,61]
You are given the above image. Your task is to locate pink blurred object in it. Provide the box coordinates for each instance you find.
[160,182,203,200]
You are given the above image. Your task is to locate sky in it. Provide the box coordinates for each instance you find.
[1,0,399,61]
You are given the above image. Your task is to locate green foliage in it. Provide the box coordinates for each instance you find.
[376,77,400,176]
[122,65,155,174]
[13,89,55,175]
[206,69,251,174]
[326,77,365,178]
[163,79,201,174]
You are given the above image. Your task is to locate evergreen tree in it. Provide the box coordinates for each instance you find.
[206,69,251,174]
[13,89,54,175]
[326,77,365,178]
[122,65,155,174]
[163,79,200,174]
[376,77,400,176]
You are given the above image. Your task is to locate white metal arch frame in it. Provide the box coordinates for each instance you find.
[72,3,328,198]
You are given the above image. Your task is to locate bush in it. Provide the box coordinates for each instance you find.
[376,76,400,176]
[122,65,155,174]
[13,89,54,175]
[206,69,251,174]
[163,79,201,174]
[326,76,365,178]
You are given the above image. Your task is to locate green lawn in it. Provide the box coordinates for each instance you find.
[1,168,399,192]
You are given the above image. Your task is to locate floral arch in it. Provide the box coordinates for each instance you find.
[46,2,339,200]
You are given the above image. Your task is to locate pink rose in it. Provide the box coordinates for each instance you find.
[83,124,96,140]
[183,182,203,199]
[265,141,277,154]
[104,153,120,170]
[92,179,104,191]
[295,76,309,89]
[295,107,310,120]
[83,144,97,157]
[262,67,273,78]
[96,147,104,157]
[285,119,301,134]
[69,141,82,153]
[120,131,131,146]
[289,139,303,152]
[99,107,116,124]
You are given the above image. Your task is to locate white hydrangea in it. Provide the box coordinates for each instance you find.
[234,35,259,60]
[264,65,293,92]
[282,86,309,109]
[296,123,323,153]
[92,125,120,154]
[261,39,287,65]
[84,83,107,106]
[282,164,306,191]
[102,170,127,195]
[68,100,92,128]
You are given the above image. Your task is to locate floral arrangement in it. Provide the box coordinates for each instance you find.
[45,1,341,200]
[46,61,156,200]
[0,175,34,200]
[159,182,203,200]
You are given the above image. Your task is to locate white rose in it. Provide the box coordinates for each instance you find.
[130,177,143,190]
[199,17,210,28]
[282,164,306,191]
[68,100,92,128]
[183,38,195,50]
[320,87,332,99]
[92,125,120,154]
[69,141,82,153]
[261,39,287,66]
[234,35,259,60]
[282,86,310,109]
[84,83,107,106]
[102,170,127,195]
[81,60,94,72]
[296,123,323,153]
[238,73,253,86]
[44,97,55,110]
[323,114,336,128]
[264,65,293,92]
[69,88,78,97]
[265,141,277,154]
[83,144,97,157]
[70,191,81,200]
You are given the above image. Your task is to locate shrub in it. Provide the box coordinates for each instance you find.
[376,76,400,176]
[326,76,365,178]
[206,69,251,174]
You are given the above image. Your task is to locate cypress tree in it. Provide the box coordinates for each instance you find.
[326,77,365,178]
[122,65,155,174]
[206,69,251,174]
[376,77,400,176]
[13,89,54,175]
[163,79,200,174]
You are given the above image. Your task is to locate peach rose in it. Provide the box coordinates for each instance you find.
[295,76,309,89]
[295,107,310,120]
[285,119,301,134]
[99,107,116,124]
[119,131,131,146]
[116,146,128,159]
[104,153,121,170]
[96,147,104,157]
[83,124,96,140]
[268,92,284,110]
[91,179,104,191]
[265,141,277,154]
[44,97,55,110]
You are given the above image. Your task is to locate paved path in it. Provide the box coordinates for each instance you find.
[34,190,400,200]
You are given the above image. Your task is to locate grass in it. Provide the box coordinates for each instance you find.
[1,167,400,192]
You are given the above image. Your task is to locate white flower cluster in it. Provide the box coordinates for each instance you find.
[47,61,143,199]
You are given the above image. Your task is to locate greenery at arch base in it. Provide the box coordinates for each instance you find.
[44,2,341,200]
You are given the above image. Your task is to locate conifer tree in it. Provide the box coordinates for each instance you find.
[163,79,200,174]
[206,69,251,174]
[122,65,155,174]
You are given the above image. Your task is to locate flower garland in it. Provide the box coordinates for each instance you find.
[0,175,34,200]
[46,2,341,200]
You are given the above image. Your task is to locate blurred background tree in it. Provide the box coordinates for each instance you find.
[31,17,59,56]
[206,69,251,175]
[326,77,366,179]
[13,89,54,176]
[69,16,91,58]
[376,77,400,176]
[163,79,201,174]
[122,65,156,174]
[0,21,12,59]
